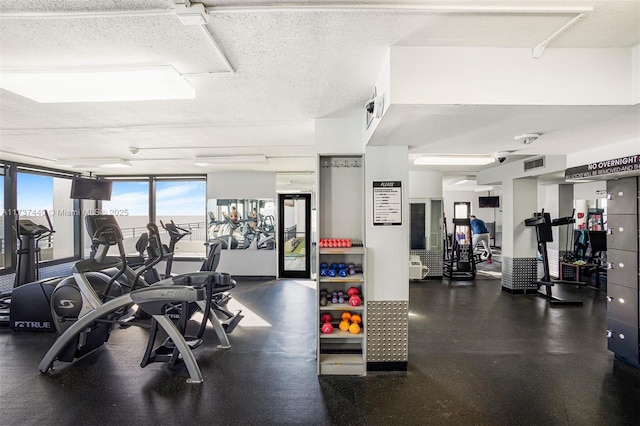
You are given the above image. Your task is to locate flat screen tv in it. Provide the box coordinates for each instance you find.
[478,196,500,208]
[70,178,112,201]
[588,230,607,252]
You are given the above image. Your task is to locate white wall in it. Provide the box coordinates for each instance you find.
[207,171,277,276]
[316,115,364,154]
[632,43,639,104]
[478,155,567,186]
[365,145,409,301]
[566,140,639,168]
[363,48,391,145]
[408,171,442,199]
[573,181,607,200]
[391,47,635,105]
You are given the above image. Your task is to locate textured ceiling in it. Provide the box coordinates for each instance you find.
[0,0,638,180]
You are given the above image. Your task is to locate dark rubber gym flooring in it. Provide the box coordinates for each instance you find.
[1,266,639,425]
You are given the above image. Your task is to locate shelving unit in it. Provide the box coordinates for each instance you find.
[316,154,366,376]
[317,246,366,375]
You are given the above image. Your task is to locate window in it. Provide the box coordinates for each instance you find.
[454,201,470,219]
[156,179,206,257]
[16,172,75,261]
[101,180,149,255]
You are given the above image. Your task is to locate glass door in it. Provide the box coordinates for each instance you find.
[278,194,311,278]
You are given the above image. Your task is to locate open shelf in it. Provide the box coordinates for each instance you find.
[319,247,365,255]
[319,353,365,375]
[318,273,364,283]
[316,154,366,376]
[319,330,365,339]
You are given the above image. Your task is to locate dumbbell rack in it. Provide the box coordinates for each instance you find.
[317,245,366,375]
[316,153,366,376]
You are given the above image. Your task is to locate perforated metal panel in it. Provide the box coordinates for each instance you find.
[501,256,537,290]
[409,249,443,277]
[366,301,408,362]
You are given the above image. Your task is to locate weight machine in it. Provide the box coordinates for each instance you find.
[443,217,476,279]
[524,210,583,306]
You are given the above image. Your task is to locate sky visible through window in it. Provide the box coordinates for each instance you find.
[156,181,206,216]
[14,178,205,217]
[103,180,205,216]
[17,173,53,212]
[102,181,149,216]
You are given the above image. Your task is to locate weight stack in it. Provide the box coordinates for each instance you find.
[605,177,640,369]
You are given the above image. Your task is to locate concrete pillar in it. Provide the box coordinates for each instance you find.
[365,145,409,371]
[501,178,538,292]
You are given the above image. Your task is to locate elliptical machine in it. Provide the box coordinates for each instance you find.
[39,214,238,383]
[14,210,55,287]
[0,211,57,330]
[146,221,242,333]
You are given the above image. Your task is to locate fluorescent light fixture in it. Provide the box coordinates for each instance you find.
[474,186,495,192]
[57,158,132,168]
[0,66,195,103]
[454,176,476,185]
[194,155,267,166]
[414,156,494,166]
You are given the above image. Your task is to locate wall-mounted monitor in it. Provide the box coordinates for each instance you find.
[478,196,500,208]
[70,178,112,200]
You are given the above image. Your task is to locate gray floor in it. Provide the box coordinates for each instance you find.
[1,265,638,425]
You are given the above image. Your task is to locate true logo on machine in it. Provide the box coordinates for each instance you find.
[58,299,75,309]
[14,321,51,329]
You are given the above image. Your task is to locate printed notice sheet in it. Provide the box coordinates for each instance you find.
[373,181,402,226]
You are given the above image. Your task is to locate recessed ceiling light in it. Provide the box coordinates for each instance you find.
[0,66,195,103]
[56,158,132,168]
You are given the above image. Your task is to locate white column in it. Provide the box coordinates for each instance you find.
[501,177,539,291]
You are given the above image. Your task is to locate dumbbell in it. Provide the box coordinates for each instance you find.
[321,323,334,334]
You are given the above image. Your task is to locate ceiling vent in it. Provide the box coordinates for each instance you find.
[524,156,545,172]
